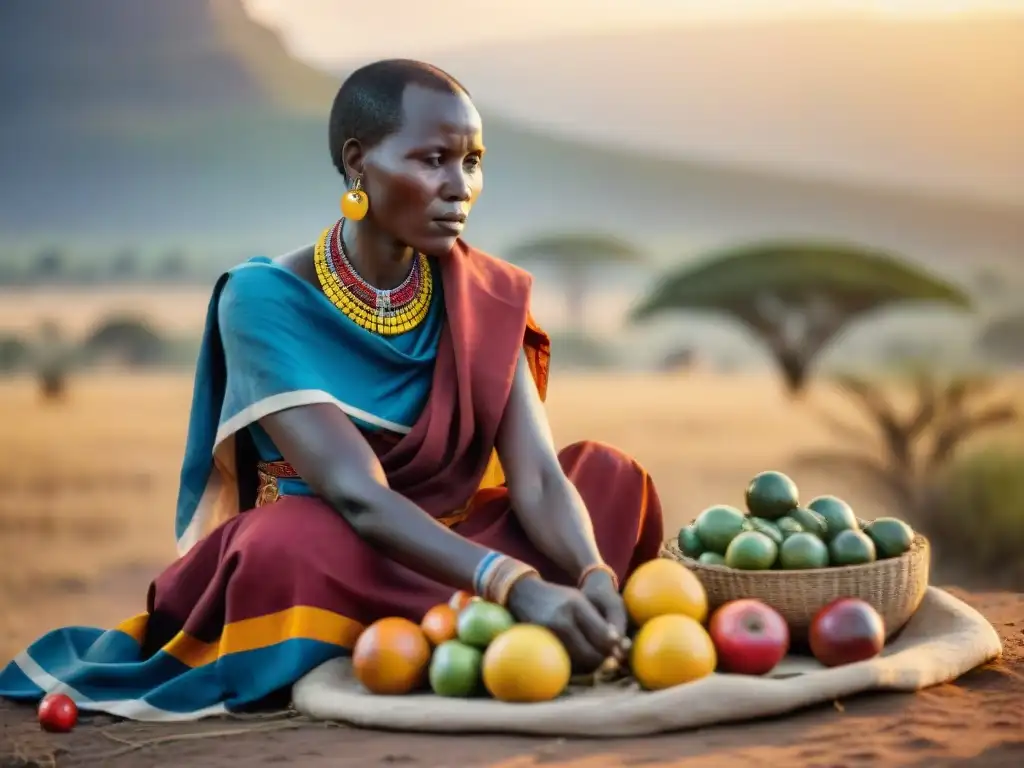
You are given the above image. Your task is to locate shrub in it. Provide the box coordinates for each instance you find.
[82,315,168,368]
[920,444,1024,588]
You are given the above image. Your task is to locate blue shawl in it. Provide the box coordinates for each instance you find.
[174,256,444,554]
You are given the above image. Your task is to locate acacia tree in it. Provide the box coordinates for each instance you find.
[629,241,972,396]
[978,311,1024,364]
[506,233,644,336]
[796,371,1017,509]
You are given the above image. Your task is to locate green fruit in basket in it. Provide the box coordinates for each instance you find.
[864,517,914,559]
[776,517,804,539]
[744,470,799,520]
[744,517,783,546]
[695,505,747,554]
[778,532,830,570]
[807,495,859,541]
[788,507,829,539]
[724,531,778,571]
[677,525,705,558]
[829,529,877,566]
[698,551,727,566]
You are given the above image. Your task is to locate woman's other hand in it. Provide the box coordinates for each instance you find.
[506,577,623,672]
[579,568,628,641]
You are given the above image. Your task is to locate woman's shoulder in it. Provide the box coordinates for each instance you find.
[216,254,315,328]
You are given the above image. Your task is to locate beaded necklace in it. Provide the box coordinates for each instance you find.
[313,219,433,336]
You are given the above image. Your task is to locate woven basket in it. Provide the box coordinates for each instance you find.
[659,534,931,640]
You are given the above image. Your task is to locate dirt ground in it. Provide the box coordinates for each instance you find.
[1,372,1023,766]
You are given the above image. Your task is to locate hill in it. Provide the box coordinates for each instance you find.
[0,0,1020,283]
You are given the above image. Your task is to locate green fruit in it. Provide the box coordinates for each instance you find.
[744,471,800,520]
[457,601,515,648]
[829,529,877,566]
[744,517,784,546]
[694,505,748,554]
[865,517,914,559]
[429,640,483,697]
[776,517,804,539]
[788,507,829,539]
[807,495,859,541]
[698,551,727,566]
[724,531,778,571]
[677,524,705,558]
[778,532,830,570]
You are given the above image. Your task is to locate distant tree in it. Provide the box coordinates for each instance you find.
[506,233,644,336]
[154,249,189,281]
[546,331,617,372]
[34,319,71,401]
[971,267,1010,301]
[794,370,1017,510]
[110,247,141,282]
[978,311,1024,364]
[629,241,972,397]
[29,247,66,284]
[0,334,30,373]
[83,316,167,367]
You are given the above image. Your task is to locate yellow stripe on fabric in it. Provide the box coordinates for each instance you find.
[478,450,505,490]
[163,606,365,669]
[114,613,149,644]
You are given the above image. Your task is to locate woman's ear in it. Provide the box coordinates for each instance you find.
[341,138,364,184]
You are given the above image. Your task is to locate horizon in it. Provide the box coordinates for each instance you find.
[242,0,1024,65]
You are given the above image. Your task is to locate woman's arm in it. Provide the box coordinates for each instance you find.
[261,381,623,666]
[259,403,492,591]
[495,351,605,581]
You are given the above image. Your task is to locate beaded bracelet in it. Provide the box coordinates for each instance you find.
[473,551,539,607]
[577,563,619,591]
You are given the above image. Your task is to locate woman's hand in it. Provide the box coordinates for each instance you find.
[579,569,628,640]
[506,576,623,672]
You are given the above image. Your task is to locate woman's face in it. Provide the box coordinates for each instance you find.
[358,85,484,256]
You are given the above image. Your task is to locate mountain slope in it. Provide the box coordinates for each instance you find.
[0,0,1020,279]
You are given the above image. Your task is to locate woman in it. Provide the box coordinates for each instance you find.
[0,60,663,721]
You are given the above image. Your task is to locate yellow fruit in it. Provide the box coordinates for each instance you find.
[352,617,431,695]
[631,614,717,690]
[482,625,571,703]
[622,558,708,627]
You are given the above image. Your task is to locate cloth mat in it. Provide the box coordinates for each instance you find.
[291,587,1003,737]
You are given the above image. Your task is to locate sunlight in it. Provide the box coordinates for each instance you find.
[242,0,1024,65]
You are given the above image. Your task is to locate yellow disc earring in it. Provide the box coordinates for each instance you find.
[340,176,369,221]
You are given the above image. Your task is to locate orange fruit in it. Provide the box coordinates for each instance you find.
[421,604,459,646]
[482,624,571,702]
[448,591,478,612]
[622,558,708,627]
[352,617,431,695]
[631,613,717,690]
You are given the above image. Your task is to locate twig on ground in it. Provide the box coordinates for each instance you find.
[97,720,301,760]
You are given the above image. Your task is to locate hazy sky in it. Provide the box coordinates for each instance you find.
[243,0,1024,65]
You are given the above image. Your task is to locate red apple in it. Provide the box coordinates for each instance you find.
[709,598,790,675]
[809,598,885,667]
[38,692,78,733]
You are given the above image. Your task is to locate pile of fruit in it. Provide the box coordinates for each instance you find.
[353,553,890,702]
[678,470,916,571]
[353,593,574,702]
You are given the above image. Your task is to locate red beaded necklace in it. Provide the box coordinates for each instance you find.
[327,220,422,313]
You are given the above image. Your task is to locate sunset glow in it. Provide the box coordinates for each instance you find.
[243,0,1024,64]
